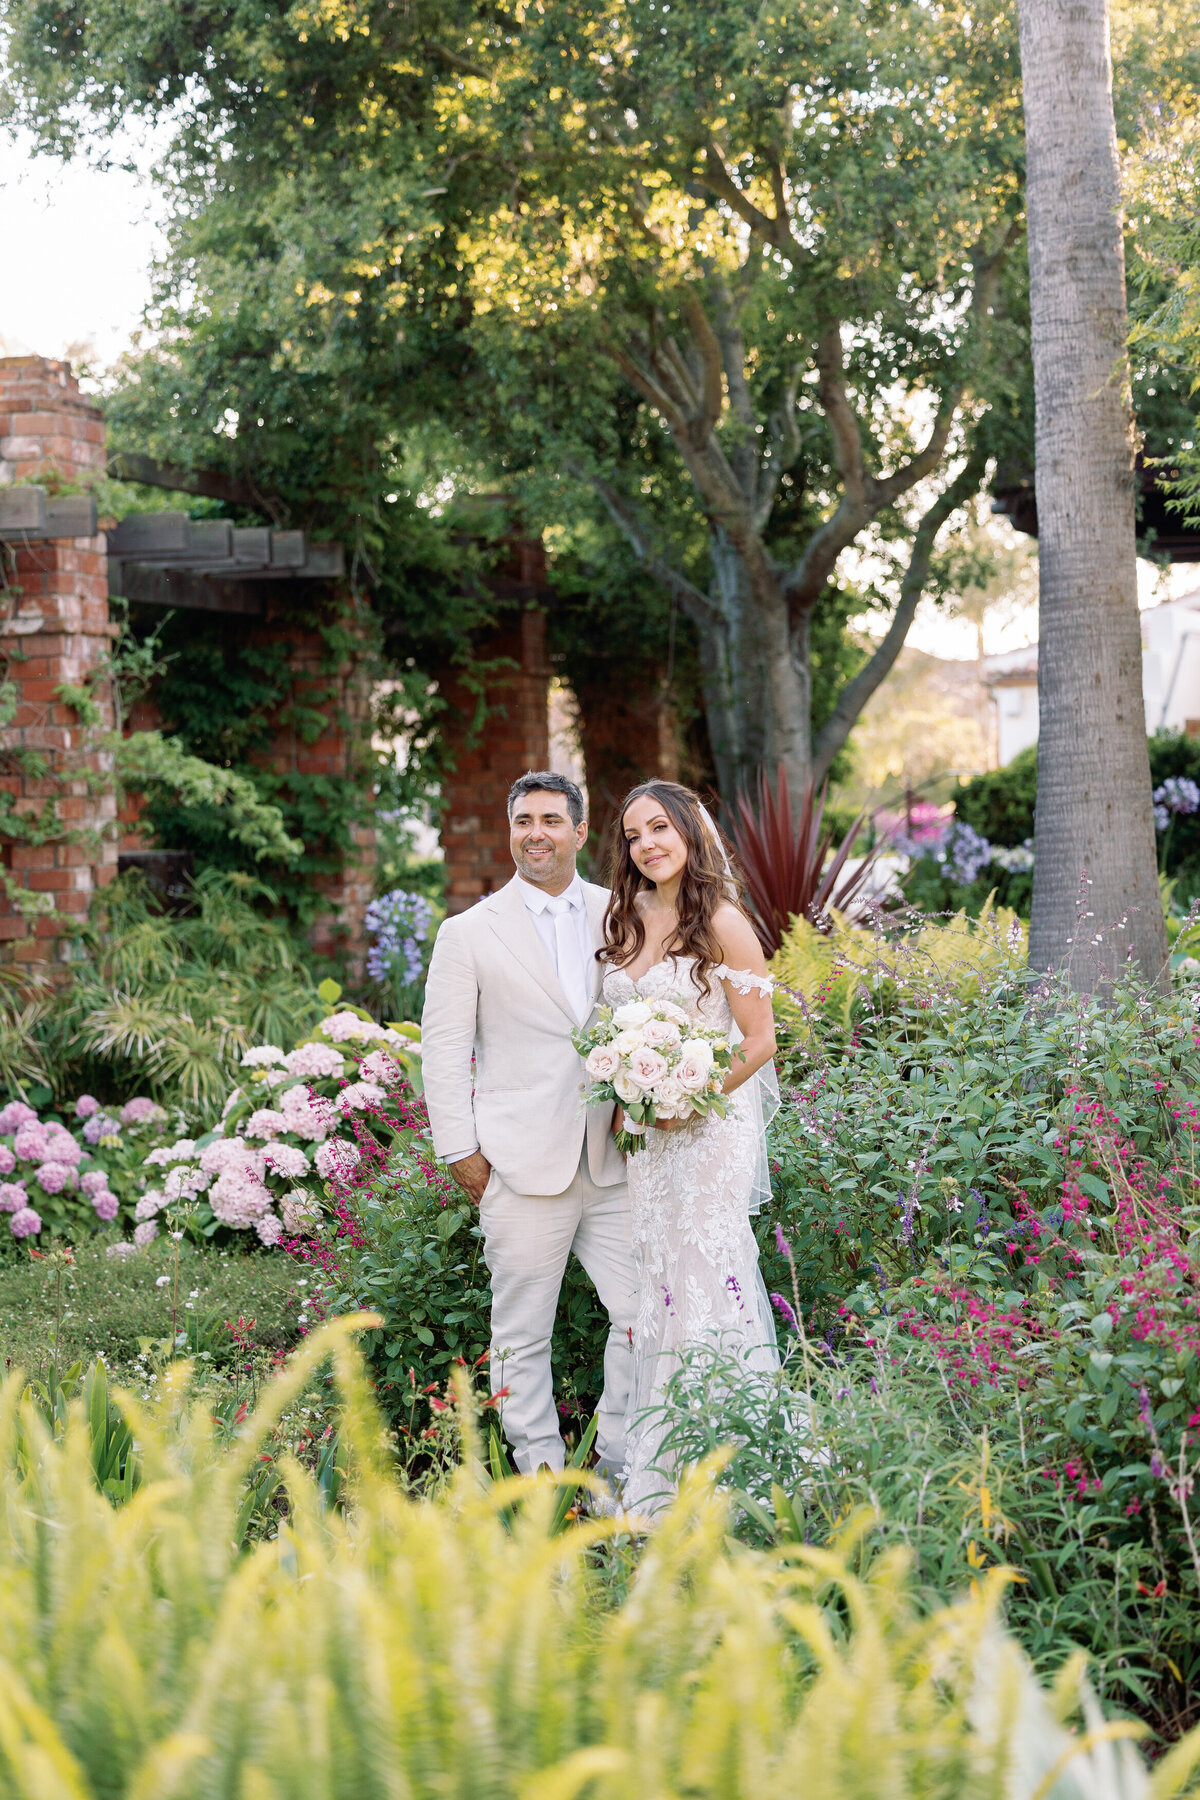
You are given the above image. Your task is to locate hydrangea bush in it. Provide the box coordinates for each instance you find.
[120,1008,423,1253]
[0,1093,171,1250]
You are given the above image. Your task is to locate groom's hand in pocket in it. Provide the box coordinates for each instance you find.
[449,1150,492,1204]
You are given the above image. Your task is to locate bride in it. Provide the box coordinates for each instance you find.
[599,779,781,1515]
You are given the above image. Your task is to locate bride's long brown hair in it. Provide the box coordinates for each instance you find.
[599,780,744,998]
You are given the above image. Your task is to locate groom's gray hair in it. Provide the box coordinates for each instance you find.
[507,770,585,829]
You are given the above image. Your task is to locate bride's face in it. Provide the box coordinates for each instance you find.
[622,795,689,887]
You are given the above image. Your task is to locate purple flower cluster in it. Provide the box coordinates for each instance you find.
[1153,777,1200,834]
[0,1090,165,1247]
[364,888,434,988]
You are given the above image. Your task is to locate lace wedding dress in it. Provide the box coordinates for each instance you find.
[602,955,780,1516]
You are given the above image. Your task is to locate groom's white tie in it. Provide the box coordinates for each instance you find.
[545,892,590,1022]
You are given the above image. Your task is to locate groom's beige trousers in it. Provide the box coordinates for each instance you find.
[479,1144,636,1476]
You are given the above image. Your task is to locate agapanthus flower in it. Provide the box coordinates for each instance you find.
[0,1182,26,1213]
[120,1097,165,1127]
[241,1045,287,1068]
[92,1189,119,1223]
[11,1206,42,1239]
[74,1095,101,1120]
[364,889,433,987]
[0,1101,37,1134]
[132,1220,158,1247]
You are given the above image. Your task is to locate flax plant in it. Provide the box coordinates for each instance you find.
[0,1319,1197,1800]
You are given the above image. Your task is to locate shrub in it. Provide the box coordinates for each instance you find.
[0,1091,174,1254]
[0,1315,1190,1799]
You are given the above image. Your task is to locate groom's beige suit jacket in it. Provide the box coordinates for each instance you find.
[421,873,626,1196]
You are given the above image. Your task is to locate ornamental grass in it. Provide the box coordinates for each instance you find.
[0,1317,1197,1800]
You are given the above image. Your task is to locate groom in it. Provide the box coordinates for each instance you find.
[421,771,637,1477]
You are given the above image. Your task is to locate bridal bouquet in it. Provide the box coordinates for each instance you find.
[572,998,733,1154]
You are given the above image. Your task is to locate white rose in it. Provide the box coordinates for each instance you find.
[679,1037,714,1071]
[586,1043,621,1081]
[677,1052,712,1093]
[614,1029,645,1057]
[612,1000,653,1027]
[653,1075,687,1119]
[627,1046,669,1091]
[641,1017,682,1052]
[613,1068,641,1104]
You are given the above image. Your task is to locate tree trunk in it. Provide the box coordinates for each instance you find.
[1021,0,1167,987]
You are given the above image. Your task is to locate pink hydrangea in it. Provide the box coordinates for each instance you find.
[42,1129,82,1166]
[120,1097,163,1126]
[318,1012,388,1044]
[359,1049,402,1087]
[106,1240,136,1259]
[79,1169,109,1197]
[199,1136,266,1179]
[243,1108,287,1141]
[0,1101,37,1134]
[13,1123,49,1162]
[0,1147,14,1176]
[262,1142,310,1179]
[337,1080,387,1114]
[36,1162,73,1195]
[241,1045,287,1068]
[164,1165,210,1202]
[144,1139,196,1167]
[209,1165,273,1227]
[0,1182,26,1213]
[281,1190,319,1233]
[278,1085,334,1142]
[10,1207,41,1239]
[92,1189,119,1222]
[134,1193,163,1221]
[74,1095,101,1119]
[256,1212,283,1247]
[314,1139,361,1181]
[132,1220,158,1248]
[283,1041,346,1080]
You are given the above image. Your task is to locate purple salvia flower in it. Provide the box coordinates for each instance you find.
[771,1292,798,1330]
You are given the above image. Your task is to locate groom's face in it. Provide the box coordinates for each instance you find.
[510,790,588,891]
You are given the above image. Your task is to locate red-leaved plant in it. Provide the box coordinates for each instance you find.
[726,763,887,955]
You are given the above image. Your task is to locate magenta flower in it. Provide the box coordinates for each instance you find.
[0,1101,37,1135]
[74,1095,101,1119]
[0,1182,25,1213]
[10,1207,42,1239]
[0,1147,13,1176]
[36,1162,73,1195]
[771,1291,798,1330]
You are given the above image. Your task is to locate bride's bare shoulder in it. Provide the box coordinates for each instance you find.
[713,901,768,974]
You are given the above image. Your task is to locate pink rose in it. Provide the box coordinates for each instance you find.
[627,1046,669,1092]
[677,1052,712,1093]
[641,1018,682,1052]
[585,1044,621,1081]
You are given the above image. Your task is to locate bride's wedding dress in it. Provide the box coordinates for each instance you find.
[601,955,780,1515]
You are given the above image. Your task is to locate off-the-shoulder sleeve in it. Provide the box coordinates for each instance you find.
[714,963,775,996]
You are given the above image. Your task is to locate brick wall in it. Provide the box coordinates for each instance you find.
[438,606,550,913]
[0,358,118,964]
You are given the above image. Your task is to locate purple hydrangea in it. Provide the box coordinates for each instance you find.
[364,889,434,988]
[0,1147,14,1176]
[82,1113,121,1145]
[0,1182,25,1213]
[42,1130,81,1167]
[10,1207,41,1239]
[75,1095,101,1119]
[79,1169,109,1197]
[0,1101,37,1135]
[92,1188,119,1222]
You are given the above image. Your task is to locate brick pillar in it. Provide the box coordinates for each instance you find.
[0,358,117,965]
[438,607,550,914]
[573,677,680,870]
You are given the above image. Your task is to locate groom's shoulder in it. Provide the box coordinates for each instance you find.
[581,878,611,904]
[434,884,507,940]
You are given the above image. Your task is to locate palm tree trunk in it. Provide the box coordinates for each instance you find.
[1021,0,1166,986]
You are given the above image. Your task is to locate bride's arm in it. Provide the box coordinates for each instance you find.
[714,905,776,1096]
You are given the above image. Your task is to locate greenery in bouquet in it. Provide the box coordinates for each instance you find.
[572,998,732,1154]
[0,1091,173,1253]
[119,1005,423,1255]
